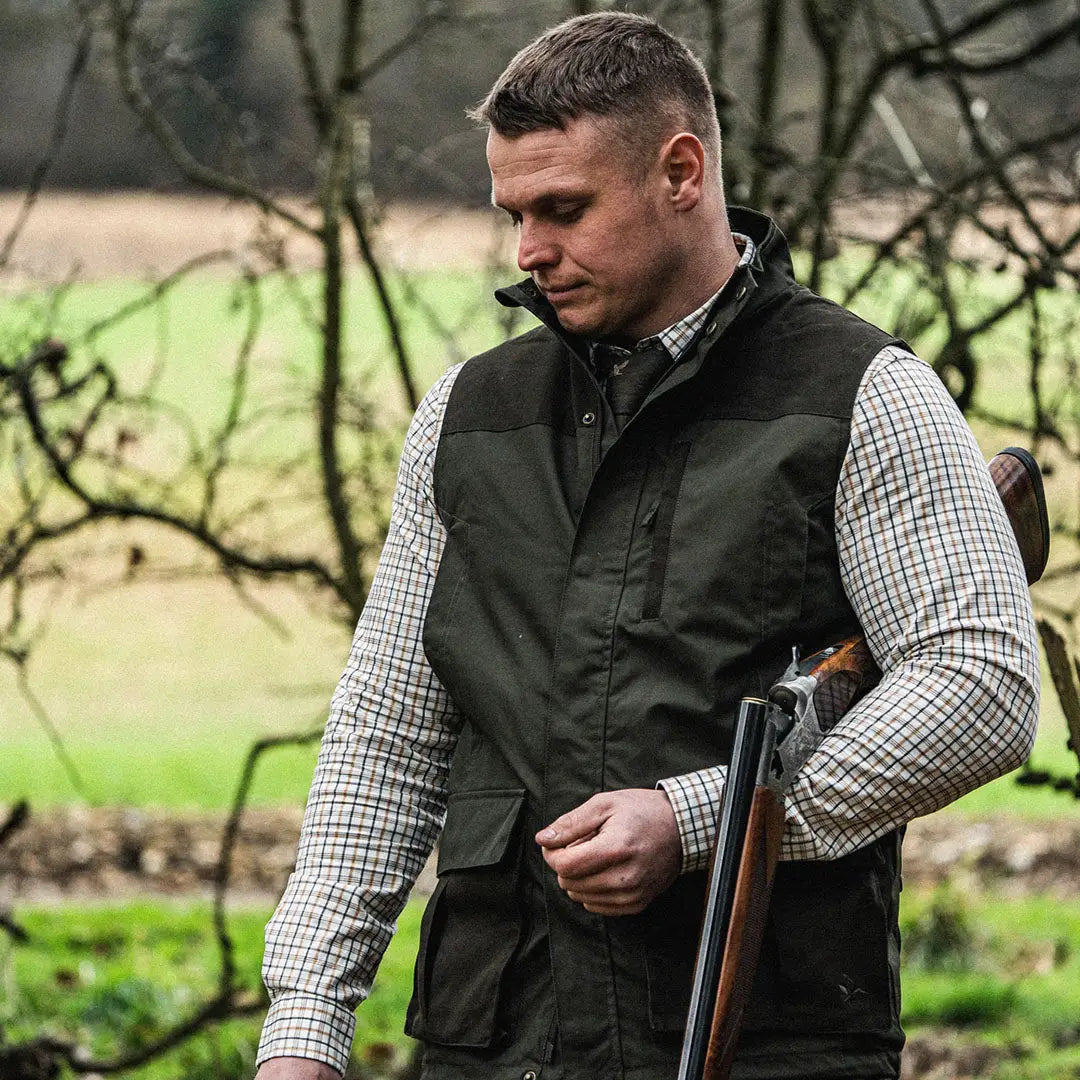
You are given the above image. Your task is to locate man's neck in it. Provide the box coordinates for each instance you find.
[596,231,749,357]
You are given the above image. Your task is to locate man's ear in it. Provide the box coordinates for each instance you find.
[662,132,706,211]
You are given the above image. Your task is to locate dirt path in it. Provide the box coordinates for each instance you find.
[0,192,514,281]
[4,804,1080,904]
[4,191,1077,284]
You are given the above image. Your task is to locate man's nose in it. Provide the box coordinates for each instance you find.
[517,221,557,272]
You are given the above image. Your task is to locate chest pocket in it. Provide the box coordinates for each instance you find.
[641,438,694,621]
[638,463,822,650]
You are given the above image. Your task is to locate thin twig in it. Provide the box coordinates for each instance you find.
[346,194,420,411]
[14,664,88,801]
[356,2,451,85]
[286,0,332,138]
[0,23,92,271]
[105,0,319,238]
[9,345,344,598]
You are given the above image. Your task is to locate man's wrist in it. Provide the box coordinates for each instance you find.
[255,1056,342,1080]
[256,992,356,1077]
[656,767,727,873]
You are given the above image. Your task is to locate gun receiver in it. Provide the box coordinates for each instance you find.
[678,447,1049,1080]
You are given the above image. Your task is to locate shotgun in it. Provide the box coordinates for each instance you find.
[677,447,1050,1080]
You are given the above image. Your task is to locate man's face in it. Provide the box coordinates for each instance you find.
[488,116,685,343]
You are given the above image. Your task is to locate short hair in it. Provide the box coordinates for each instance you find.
[469,12,721,180]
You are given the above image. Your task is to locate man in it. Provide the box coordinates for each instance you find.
[256,13,1038,1080]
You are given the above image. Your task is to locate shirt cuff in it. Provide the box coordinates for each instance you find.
[256,992,356,1076]
[657,766,726,874]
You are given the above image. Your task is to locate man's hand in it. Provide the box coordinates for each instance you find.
[536,788,682,916]
[254,1058,342,1080]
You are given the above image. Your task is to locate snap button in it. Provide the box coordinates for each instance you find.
[523,1072,538,1080]
[706,322,717,335]
[737,285,747,299]
[581,411,596,426]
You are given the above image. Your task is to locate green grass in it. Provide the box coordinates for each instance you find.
[3,581,1075,813]
[6,886,1080,1077]
[1,263,512,810]
[0,573,344,809]
[6,265,520,422]
[901,888,1080,1076]
[0,897,424,1079]
[2,571,1071,812]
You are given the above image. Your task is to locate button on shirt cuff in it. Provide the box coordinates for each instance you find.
[658,767,726,874]
[256,992,356,1076]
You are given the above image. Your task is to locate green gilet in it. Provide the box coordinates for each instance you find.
[407,209,905,1080]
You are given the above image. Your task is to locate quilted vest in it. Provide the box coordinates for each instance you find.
[408,209,906,1080]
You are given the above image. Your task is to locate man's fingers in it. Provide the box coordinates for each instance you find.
[536,796,609,849]
[568,890,650,916]
[564,877,644,904]
[537,787,682,917]
[555,859,641,895]
[541,827,627,878]
[578,894,643,911]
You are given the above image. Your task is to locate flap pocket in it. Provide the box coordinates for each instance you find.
[406,788,527,1049]
[437,788,526,874]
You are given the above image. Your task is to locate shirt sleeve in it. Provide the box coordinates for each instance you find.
[660,345,1040,871]
[257,365,463,1074]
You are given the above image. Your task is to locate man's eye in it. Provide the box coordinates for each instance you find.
[552,205,585,223]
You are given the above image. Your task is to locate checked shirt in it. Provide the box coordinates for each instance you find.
[257,256,1039,1075]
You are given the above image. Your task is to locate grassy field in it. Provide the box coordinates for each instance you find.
[1,897,422,1080]
[5,887,1080,1079]
[899,887,1080,1078]
[2,256,1079,816]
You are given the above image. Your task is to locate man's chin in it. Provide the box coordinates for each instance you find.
[550,303,604,339]
[547,295,634,341]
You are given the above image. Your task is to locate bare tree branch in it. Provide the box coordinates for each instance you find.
[357,2,451,85]
[0,23,92,272]
[916,0,1061,263]
[346,194,421,411]
[11,664,89,801]
[787,0,1080,239]
[836,115,1080,309]
[7,341,345,599]
[101,0,319,237]
[1029,619,1080,795]
[286,0,333,138]
[748,0,789,209]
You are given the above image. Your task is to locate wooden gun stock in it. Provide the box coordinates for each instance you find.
[680,447,1049,1080]
[990,447,1050,587]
